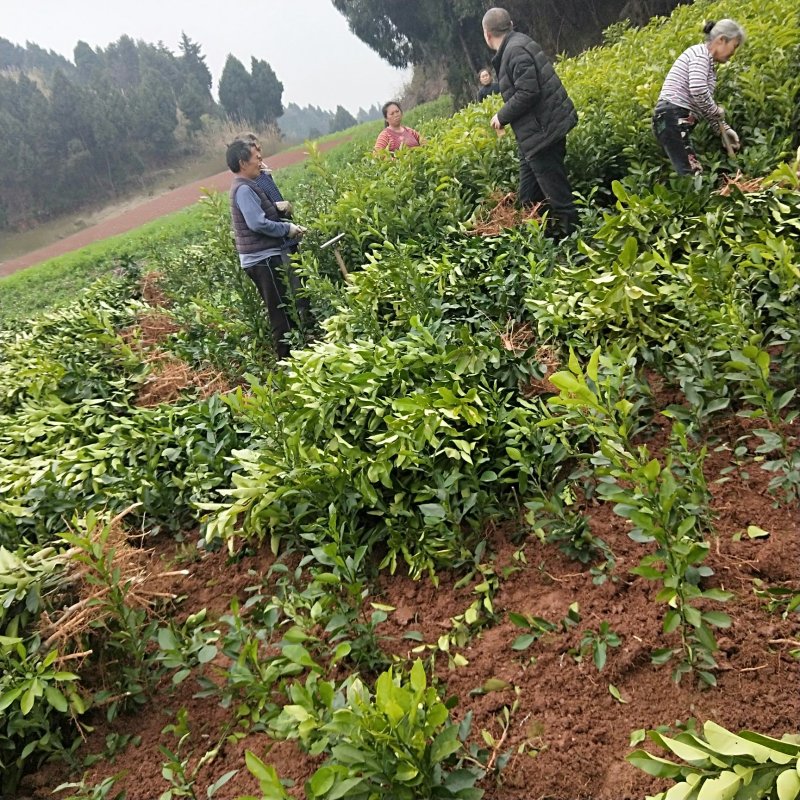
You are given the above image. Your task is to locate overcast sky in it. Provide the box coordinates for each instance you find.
[2,0,412,113]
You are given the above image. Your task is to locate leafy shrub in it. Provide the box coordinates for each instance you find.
[629,720,800,800]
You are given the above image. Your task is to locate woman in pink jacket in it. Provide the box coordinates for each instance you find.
[374,101,423,153]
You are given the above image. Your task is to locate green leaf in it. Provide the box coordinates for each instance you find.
[702,611,732,628]
[308,766,336,797]
[0,686,23,712]
[281,644,320,671]
[327,777,365,800]
[777,768,800,800]
[663,610,681,634]
[207,770,238,798]
[45,685,68,713]
[512,633,535,651]
[419,503,447,519]
[430,725,461,763]
[649,732,713,765]
[703,721,773,763]
[21,683,36,715]
[746,525,770,539]
[627,749,683,778]
[482,678,512,693]
[395,762,419,781]
[244,752,289,798]
[197,644,218,663]
[643,459,661,481]
[697,770,741,800]
[608,684,627,703]
[410,659,427,694]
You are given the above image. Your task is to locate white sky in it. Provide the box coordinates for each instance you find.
[1,0,412,113]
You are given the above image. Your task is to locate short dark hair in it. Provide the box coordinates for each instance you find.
[235,131,259,145]
[226,139,253,173]
[482,8,513,37]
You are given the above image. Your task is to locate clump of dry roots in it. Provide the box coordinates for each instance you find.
[525,344,562,398]
[120,271,181,349]
[121,311,182,349]
[717,170,765,196]
[38,507,185,659]
[119,271,231,406]
[140,270,173,309]
[136,350,230,407]
[470,192,543,236]
[498,320,561,397]
[500,319,536,354]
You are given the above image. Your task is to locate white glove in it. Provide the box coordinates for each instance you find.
[287,223,306,239]
[720,124,740,155]
[275,200,293,216]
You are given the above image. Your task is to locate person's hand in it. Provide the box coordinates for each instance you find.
[720,124,740,155]
[287,223,307,239]
[276,200,293,216]
[490,114,506,137]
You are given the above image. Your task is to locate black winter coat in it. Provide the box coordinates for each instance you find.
[477,82,500,102]
[492,31,577,158]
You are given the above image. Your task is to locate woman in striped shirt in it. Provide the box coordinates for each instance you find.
[374,101,423,154]
[653,19,745,175]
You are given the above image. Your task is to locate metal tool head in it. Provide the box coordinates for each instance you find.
[320,232,346,249]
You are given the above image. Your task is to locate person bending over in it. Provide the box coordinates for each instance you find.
[653,19,745,175]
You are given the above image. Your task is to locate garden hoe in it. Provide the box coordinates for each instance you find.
[320,232,352,282]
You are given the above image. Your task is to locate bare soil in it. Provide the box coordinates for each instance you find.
[22,378,800,800]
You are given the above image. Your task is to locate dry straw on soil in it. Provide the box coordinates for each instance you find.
[470,192,543,236]
[717,170,766,196]
[38,507,186,656]
[140,271,173,309]
[135,351,230,407]
[121,272,231,405]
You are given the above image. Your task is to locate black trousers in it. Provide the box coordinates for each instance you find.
[652,101,699,176]
[518,136,577,236]
[244,255,310,359]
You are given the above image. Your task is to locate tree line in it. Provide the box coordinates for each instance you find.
[331,0,688,103]
[0,34,369,231]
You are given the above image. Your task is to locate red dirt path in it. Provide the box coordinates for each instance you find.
[0,136,351,278]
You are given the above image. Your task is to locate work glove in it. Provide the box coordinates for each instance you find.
[275,200,293,217]
[287,223,307,239]
[720,124,740,156]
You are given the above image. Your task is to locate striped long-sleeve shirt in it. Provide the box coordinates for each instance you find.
[658,44,724,131]
[373,126,421,153]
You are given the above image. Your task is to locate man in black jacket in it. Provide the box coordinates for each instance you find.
[483,7,578,235]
